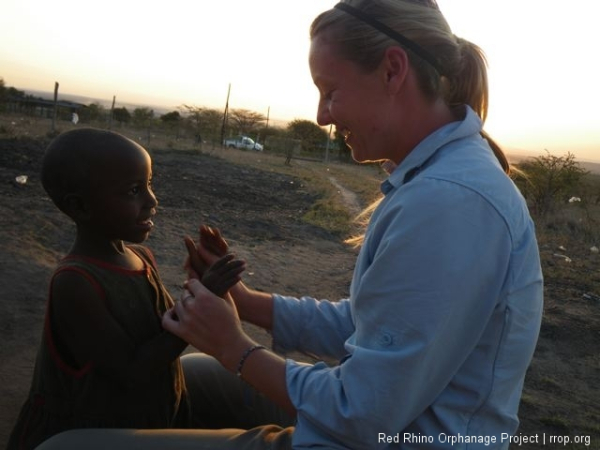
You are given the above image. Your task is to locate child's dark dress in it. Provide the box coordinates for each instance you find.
[7,245,189,450]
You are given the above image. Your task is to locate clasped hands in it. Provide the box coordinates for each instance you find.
[162,225,250,363]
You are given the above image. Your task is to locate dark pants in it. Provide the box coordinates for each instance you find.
[36,353,295,450]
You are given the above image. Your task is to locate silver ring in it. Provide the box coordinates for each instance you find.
[182,294,194,306]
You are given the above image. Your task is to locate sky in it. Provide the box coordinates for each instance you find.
[1,0,599,161]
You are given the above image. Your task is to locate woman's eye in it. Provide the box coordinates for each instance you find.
[129,186,140,195]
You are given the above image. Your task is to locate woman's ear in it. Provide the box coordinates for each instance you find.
[383,46,409,94]
[63,193,91,221]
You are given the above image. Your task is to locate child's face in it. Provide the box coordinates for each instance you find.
[85,143,158,243]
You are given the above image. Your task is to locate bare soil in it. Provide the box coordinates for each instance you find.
[0,136,599,449]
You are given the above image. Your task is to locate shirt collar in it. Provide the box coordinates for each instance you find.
[381,105,483,195]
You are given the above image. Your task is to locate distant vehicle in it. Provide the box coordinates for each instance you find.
[223,135,263,151]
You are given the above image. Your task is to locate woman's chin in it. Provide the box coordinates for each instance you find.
[348,145,366,163]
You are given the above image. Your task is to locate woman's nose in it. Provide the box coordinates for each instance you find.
[316,100,332,126]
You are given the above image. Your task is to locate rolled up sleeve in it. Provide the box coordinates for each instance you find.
[272,294,354,360]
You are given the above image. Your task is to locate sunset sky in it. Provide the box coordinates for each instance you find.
[1,0,599,161]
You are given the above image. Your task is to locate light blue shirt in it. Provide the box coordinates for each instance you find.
[272,106,543,449]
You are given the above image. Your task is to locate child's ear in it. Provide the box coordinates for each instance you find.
[63,193,91,221]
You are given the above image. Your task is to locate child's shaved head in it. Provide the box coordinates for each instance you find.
[41,128,145,215]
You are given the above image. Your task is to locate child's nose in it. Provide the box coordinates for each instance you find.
[147,190,158,208]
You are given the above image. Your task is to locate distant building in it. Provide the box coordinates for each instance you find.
[4,94,85,119]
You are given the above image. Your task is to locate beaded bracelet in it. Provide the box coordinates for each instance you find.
[236,344,266,378]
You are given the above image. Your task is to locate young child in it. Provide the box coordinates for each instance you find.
[7,128,245,450]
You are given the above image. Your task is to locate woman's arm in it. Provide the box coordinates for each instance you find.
[227,281,275,330]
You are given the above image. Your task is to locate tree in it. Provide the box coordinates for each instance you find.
[333,128,351,162]
[286,119,328,155]
[228,108,266,136]
[515,150,589,216]
[0,78,7,110]
[79,102,106,123]
[160,110,181,139]
[112,106,131,125]
[160,110,181,123]
[132,107,154,128]
[180,105,223,144]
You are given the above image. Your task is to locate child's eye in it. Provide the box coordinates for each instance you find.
[128,186,140,195]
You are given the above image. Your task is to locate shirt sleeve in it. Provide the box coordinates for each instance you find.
[284,178,514,448]
[272,294,354,360]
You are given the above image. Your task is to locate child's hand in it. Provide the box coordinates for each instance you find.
[183,225,229,279]
[201,254,246,297]
[199,225,229,257]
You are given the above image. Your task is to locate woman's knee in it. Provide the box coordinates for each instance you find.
[182,352,239,400]
[36,429,136,450]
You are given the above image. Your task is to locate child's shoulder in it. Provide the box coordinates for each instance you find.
[127,244,157,267]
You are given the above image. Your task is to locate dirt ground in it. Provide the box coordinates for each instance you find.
[1,136,599,449]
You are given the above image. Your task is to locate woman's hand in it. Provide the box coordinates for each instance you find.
[163,280,296,415]
[162,279,252,369]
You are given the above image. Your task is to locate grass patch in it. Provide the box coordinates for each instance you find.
[303,196,352,236]
[540,415,570,432]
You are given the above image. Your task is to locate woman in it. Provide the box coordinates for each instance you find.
[38,1,543,449]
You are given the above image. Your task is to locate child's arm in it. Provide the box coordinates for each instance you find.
[51,270,187,390]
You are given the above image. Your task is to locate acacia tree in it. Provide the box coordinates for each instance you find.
[112,106,131,125]
[79,102,106,123]
[515,150,588,216]
[287,119,328,155]
[228,108,266,136]
[132,107,154,128]
[160,111,181,139]
[180,105,223,144]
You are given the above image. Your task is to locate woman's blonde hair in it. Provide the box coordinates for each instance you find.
[311,0,511,246]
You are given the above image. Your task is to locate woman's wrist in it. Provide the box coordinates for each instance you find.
[219,335,257,373]
[235,344,267,378]
[229,281,250,304]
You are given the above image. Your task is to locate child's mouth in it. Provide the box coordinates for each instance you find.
[138,219,154,231]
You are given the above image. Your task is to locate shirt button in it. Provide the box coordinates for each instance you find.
[379,332,393,346]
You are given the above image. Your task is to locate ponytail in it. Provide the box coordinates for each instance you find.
[445,38,510,174]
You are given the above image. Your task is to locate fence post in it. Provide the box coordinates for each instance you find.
[51,82,59,134]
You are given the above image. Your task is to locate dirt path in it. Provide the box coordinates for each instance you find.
[328,176,361,217]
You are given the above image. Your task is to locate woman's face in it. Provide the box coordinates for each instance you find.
[309,35,394,163]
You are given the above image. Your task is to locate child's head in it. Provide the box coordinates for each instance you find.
[42,128,158,243]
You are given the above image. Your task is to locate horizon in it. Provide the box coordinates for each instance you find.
[2,0,598,162]
[17,85,600,165]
